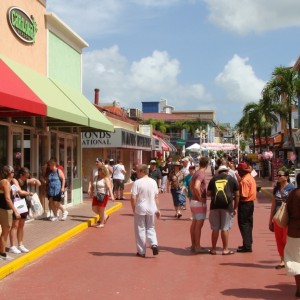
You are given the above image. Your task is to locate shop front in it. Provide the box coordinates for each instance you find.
[81,129,152,191]
[0,1,113,209]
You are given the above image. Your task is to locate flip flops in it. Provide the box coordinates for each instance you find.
[222,250,235,255]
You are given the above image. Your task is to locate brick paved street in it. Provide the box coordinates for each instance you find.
[0,174,297,299]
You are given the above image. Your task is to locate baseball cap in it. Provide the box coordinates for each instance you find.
[150,160,156,164]
[96,157,103,162]
[182,157,189,162]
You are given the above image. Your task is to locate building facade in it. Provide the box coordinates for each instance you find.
[0,0,113,209]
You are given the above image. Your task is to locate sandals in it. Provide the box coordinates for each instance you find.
[104,215,110,224]
[222,250,235,255]
[210,250,217,255]
[275,264,285,269]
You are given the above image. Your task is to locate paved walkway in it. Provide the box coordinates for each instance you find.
[0,173,297,299]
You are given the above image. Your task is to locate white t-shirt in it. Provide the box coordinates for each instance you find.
[131,176,158,215]
[182,165,190,177]
[113,164,125,180]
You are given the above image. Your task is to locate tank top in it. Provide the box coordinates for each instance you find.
[18,179,28,192]
[0,179,11,210]
[93,177,107,196]
[48,169,62,197]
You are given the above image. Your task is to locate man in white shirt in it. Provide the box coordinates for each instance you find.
[131,164,160,257]
[112,159,126,200]
[181,157,190,177]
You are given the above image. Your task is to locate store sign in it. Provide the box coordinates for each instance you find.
[152,138,162,151]
[81,129,152,150]
[7,7,38,44]
[293,131,300,147]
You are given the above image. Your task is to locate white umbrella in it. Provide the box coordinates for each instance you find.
[186,143,201,152]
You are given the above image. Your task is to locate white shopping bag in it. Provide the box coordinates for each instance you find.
[29,193,44,218]
[14,196,28,214]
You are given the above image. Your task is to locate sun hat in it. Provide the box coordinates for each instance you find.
[174,162,182,167]
[181,157,189,162]
[236,162,251,172]
[218,165,229,173]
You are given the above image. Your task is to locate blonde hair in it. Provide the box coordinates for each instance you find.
[98,166,108,177]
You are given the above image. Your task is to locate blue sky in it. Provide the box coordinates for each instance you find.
[47,0,300,125]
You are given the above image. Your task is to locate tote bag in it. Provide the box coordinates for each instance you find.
[28,193,44,218]
[14,195,28,214]
[273,201,288,228]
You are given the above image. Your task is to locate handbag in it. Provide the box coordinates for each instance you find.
[273,201,288,228]
[28,193,44,218]
[96,192,106,203]
[14,194,28,214]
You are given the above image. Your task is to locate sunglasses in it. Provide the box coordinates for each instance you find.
[277,174,286,177]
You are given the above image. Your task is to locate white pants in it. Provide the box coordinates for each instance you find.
[161,176,167,192]
[134,213,158,255]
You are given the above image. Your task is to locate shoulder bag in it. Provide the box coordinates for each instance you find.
[273,190,288,228]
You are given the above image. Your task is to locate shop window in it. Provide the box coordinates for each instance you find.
[24,129,31,169]
[0,125,8,167]
[51,132,57,158]
[73,136,78,178]
[13,131,22,173]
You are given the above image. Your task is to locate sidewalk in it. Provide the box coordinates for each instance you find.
[0,194,123,279]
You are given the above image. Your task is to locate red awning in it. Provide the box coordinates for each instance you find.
[161,139,172,151]
[0,59,47,116]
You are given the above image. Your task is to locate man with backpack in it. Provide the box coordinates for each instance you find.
[207,165,240,255]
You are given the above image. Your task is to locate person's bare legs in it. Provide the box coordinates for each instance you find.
[120,189,124,199]
[190,220,196,250]
[9,219,19,247]
[17,219,26,246]
[0,226,10,255]
[221,230,229,253]
[211,230,219,253]
[194,220,204,249]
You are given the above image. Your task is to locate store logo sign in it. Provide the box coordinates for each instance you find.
[7,7,38,44]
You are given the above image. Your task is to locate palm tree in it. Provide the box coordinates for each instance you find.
[242,102,264,152]
[264,67,300,153]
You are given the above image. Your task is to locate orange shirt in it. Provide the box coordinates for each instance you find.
[240,173,256,201]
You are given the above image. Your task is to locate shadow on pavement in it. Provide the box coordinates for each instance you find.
[220,262,276,269]
[88,252,155,259]
[159,245,194,256]
[221,283,294,299]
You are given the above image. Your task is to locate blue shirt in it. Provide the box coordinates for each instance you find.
[273,183,295,209]
[183,174,193,198]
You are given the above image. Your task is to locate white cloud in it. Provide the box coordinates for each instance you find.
[130,0,181,7]
[47,0,124,37]
[205,0,300,35]
[83,46,212,109]
[215,54,265,104]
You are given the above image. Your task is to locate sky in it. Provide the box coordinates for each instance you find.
[47,0,300,126]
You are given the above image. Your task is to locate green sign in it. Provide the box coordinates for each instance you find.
[8,7,38,44]
[176,139,186,146]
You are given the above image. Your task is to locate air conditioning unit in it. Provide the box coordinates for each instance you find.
[129,108,143,120]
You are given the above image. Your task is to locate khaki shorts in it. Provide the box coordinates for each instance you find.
[0,208,13,228]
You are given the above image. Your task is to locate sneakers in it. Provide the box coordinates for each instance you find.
[61,211,69,221]
[0,254,14,260]
[50,216,58,222]
[151,245,159,256]
[9,246,21,254]
[19,245,29,253]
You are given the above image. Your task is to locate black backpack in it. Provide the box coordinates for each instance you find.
[213,175,233,209]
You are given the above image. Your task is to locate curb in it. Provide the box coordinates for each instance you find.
[0,202,123,280]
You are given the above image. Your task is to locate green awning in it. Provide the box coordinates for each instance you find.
[51,80,113,132]
[0,55,113,131]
